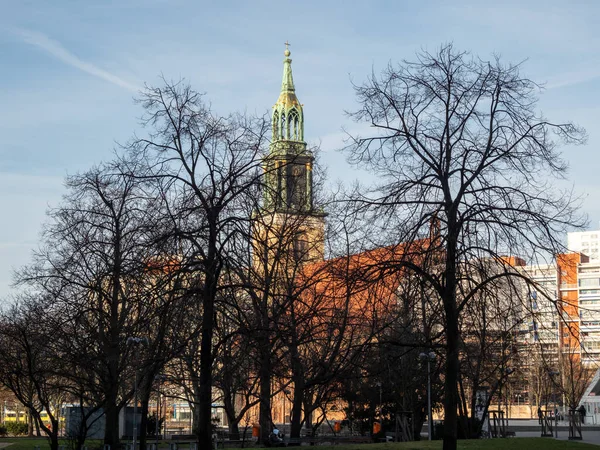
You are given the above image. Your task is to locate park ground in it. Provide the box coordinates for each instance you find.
[1,438,600,450]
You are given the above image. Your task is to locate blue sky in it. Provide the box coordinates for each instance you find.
[1,0,599,297]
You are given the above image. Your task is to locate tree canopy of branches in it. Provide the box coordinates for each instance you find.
[14,164,182,449]
[0,300,64,450]
[346,44,585,450]
[125,81,270,448]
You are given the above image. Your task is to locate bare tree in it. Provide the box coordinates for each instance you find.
[130,263,194,450]
[345,44,585,449]
[125,80,269,448]
[16,163,164,449]
[558,347,594,410]
[212,304,261,441]
[0,299,63,450]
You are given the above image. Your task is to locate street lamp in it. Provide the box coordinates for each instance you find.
[127,337,148,450]
[375,382,382,423]
[419,352,436,441]
[155,374,166,448]
[516,393,523,411]
[282,389,291,429]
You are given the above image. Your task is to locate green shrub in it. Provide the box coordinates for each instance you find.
[0,424,7,436]
[6,422,29,435]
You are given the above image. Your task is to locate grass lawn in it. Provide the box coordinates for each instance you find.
[303,438,600,450]
[0,438,102,450]
[1,438,598,450]
[0,438,50,450]
[302,438,600,450]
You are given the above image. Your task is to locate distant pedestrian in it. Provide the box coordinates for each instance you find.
[538,407,543,425]
[579,405,586,424]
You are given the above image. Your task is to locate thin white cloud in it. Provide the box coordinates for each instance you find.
[14,28,140,92]
[545,69,600,90]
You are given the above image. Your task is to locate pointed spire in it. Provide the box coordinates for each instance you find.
[272,42,304,142]
[281,41,295,94]
[275,42,301,110]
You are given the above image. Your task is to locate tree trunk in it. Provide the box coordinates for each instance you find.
[196,218,219,449]
[258,336,272,445]
[303,396,313,434]
[139,395,150,450]
[197,298,215,448]
[223,391,240,440]
[28,409,34,437]
[76,431,86,450]
[48,427,59,450]
[288,335,305,439]
[104,401,121,449]
[34,410,41,436]
[227,421,240,441]
[44,417,60,450]
[290,380,304,438]
[442,228,459,450]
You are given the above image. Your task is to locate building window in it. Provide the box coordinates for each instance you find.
[580,278,600,287]
[293,237,308,262]
[287,164,307,209]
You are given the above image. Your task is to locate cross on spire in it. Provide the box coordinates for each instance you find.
[284,40,291,50]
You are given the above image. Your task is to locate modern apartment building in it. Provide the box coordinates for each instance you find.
[520,263,560,356]
[567,230,600,261]
[521,250,600,366]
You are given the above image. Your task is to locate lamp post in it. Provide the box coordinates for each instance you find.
[282,389,291,428]
[375,382,382,423]
[127,337,148,450]
[419,352,436,441]
[155,374,166,448]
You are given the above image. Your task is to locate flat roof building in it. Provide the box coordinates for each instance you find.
[568,230,600,261]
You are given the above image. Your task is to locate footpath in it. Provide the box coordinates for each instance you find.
[509,419,600,446]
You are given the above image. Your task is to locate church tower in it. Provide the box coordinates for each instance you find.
[257,44,325,265]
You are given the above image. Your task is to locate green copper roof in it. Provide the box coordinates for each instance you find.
[273,43,304,142]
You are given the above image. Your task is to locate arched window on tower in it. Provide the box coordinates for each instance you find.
[273,111,279,140]
[288,163,307,209]
[280,112,286,140]
[293,234,309,262]
[288,109,299,140]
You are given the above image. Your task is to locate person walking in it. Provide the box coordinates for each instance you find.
[579,405,587,424]
[538,407,543,425]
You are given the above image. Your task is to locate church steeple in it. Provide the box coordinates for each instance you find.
[272,43,304,142]
[280,42,295,93]
[255,44,325,265]
[263,43,314,214]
